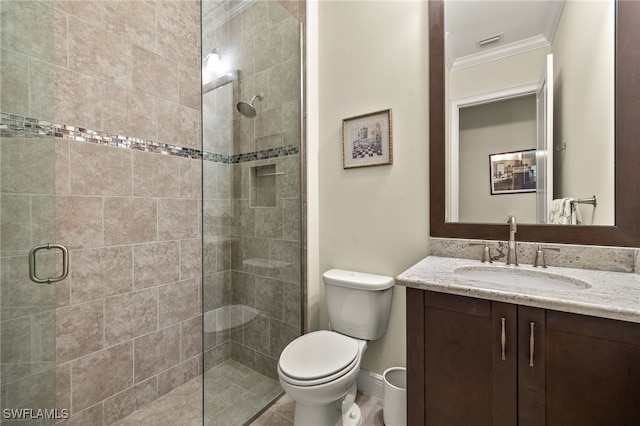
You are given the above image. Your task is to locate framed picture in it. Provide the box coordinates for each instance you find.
[342,109,392,169]
[489,149,537,195]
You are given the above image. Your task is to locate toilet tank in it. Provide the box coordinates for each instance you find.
[323,269,394,340]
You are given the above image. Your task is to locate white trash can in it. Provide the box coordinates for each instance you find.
[382,367,406,426]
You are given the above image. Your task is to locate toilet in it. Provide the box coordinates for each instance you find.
[277,269,394,426]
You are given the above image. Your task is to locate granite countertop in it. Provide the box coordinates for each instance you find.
[396,256,640,323]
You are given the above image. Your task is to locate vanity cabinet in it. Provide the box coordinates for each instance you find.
[406,288,640,425]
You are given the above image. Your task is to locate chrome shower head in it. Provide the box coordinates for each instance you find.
[237,93,263,118]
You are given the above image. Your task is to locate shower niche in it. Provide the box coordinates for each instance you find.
[251,164,280,208]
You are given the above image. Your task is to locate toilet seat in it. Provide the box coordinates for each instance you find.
[279,330,360,387]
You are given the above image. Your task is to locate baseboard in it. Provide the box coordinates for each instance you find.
[356,369,384,400]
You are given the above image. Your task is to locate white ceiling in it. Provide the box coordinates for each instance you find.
[445,0,565,70]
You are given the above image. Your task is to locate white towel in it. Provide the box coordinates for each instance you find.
[548,198,582,225]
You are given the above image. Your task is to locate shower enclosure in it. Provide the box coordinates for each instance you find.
[1,0,304,424]
[201,0,304,423]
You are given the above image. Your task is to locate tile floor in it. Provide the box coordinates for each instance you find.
[115,359,384,426]
[112,375,202,426]
[249,392,384,426]
[202,360,282,425]
[114,360,280,426]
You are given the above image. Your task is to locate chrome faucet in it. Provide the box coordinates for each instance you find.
[506,215,518,266]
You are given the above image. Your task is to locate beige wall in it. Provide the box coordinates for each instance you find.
[312,1,429,374]
[448,47,551,100]
[552,0,614,225]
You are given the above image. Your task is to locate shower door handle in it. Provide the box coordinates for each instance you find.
[29,243,69,284]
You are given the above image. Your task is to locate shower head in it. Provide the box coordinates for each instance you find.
[237,93,264,118]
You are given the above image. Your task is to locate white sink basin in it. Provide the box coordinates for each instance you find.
[454,265,591,291]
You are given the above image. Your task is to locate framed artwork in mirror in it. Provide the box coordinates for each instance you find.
[489,149,536,195]
[342,109,392,169]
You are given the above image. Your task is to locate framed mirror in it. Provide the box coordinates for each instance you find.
[430,0,640,247]
[445,1,614,226]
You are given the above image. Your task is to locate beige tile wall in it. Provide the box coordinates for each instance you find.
[0,1,56,121]
[201,0,302,381]
[54,0,201,150]
[51,1,203,424]
[53,142,203,423]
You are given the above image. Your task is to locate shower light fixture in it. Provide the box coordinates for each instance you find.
[202,48,238,91]
[203,48,228,77]
[204,49,226,76]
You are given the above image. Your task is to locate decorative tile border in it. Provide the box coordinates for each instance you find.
[55,123,204,159]
[1,112,55,138]
[1,111,299,164]
[227,145,300,164]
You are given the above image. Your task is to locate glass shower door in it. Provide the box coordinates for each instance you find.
[201,0,304,424]
[1,1,59,423]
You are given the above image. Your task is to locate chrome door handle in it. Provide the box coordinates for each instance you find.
[501,317,506,361]
[529,321,535,367]
[29,243,69,284]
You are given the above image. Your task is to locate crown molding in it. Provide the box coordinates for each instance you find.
[449,34,550,71]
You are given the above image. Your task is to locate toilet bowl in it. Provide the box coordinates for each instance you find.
[277,269,394,426]
[278,330,367,425]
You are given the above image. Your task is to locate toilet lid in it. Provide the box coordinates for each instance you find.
[279,330,359,380]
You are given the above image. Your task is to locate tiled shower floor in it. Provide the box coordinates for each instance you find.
[202,360,282,425]
[115,359,383,426]
[113,360,281,426]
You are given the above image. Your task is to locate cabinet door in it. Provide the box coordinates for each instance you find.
[544,310,640,425]
[423,291,517,426]
[517,306,546,426]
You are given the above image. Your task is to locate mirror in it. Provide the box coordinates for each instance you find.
[445,0,614,225]
[430,0,640,247]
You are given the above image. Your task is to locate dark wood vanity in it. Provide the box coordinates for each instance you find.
[407,287,640,425]
[408,0,640,424]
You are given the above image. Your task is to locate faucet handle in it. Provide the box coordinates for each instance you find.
[470,242,493,263]
[533,246,560,268]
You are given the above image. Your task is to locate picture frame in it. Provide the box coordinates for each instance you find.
[489,149,537,195]
[342,109,392,169]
